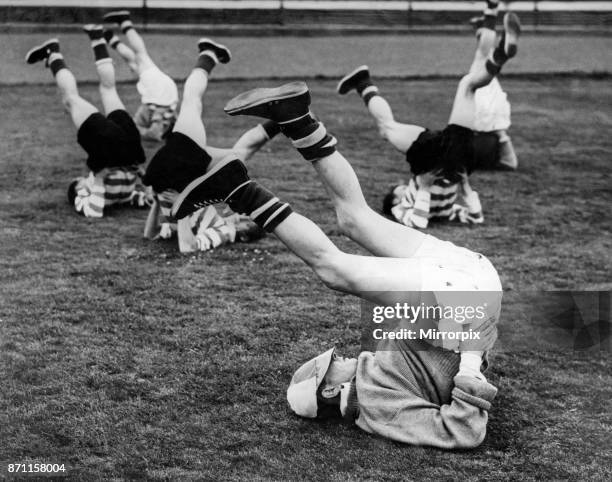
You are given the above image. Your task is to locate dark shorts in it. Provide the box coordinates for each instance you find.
[143,132,212,194]
[405,124,475,180]
[472,131,501,170]
[77,110,145,173]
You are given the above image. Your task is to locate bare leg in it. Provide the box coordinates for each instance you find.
[96,59,125,115]
[366,95,425,154]
[311,150,427,258]
[450,11,520,128]
[172,68,208,150]
[114,41,139,74]
[51,56,98,129]
[123,27,156,74]
[206,123,273,166]
[469,26,497,74]
[273,211,422,305]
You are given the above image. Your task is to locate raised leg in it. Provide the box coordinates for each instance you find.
[84,25,125,115]
[96,58,125,115]
[272,211,423,304]
[107,30,139,74]
[172,68,209,150]
[311,150,427,258]
[55,62,98,129]
[449,12,521,129]
[337,66,425,153]
[366,96,426,154]
[123,27,156,74]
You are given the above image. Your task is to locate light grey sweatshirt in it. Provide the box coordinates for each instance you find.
[344,338,498,449]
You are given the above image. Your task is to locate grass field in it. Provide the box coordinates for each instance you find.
[1,33,612,481]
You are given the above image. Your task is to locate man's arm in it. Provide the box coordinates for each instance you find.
[357,375,497,449]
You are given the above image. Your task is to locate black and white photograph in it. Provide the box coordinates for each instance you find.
[1,0,610,480]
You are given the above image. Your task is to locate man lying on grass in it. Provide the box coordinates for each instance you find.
[142,40,278,252]
[102,10,179,142]
[142,21,518,446]
[337,3,520,229]
[26,28,149,218]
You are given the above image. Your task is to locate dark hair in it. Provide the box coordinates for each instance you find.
[67,180,79,206]
[316,386,342,419]
[382,184,400,217]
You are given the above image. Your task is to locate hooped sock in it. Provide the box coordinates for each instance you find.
[361,85,380,106]
[48,53,67,76]
[195,52,217,74]
[120,20,134,34]
[226,181,293,233]
[92,39,110,62]
[278,114,337,161]
[261,120,281,139]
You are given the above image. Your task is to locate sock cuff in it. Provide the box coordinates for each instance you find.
[120,20,134,33]
[362,89,380,106]
[260,204,292,232]
[361,85,378,98]
[485,58,501,76]
[95,58,113,66]
[49,56,67,76]
[296,134,337,161]
[195,52,217,74]
[109,37,121,48]
[261,120,281,139]
[291,122,327,149]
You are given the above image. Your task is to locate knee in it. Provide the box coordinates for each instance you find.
[458,74,476,94]
[377,119,396,140]
[311,250,347,291]
[61,93,79,111]
[336,204,372,238]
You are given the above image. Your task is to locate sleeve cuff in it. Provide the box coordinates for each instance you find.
[452,375,498,411]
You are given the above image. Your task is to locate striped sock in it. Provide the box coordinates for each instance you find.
[279,115,337,161]
[105,30,121,49]
[226,181,293,233]
[48,53,67,76]
[120,20,134,34]
[485,34,509,75]
[92,39,110,62]
[261,120,281,139]
[361,85,380,106]
[195,52,217,74]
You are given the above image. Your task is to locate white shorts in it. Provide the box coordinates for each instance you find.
[137,65,179,108]
[474,77,511,133]
[416,235,502,351]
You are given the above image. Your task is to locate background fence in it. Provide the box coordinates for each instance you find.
[1,1,611,27]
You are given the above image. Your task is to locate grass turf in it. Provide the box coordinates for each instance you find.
[1,77,611,480]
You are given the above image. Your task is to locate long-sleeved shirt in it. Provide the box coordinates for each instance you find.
[143,195,261,253]
[73,167,152,218]
[345,335,498,449]
[390,177,483,229]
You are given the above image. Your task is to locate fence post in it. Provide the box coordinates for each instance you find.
[142,0,148,31]
[279,0,285,26]
[407,1,412,28]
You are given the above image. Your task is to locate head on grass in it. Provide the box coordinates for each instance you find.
[287,348,358,419]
